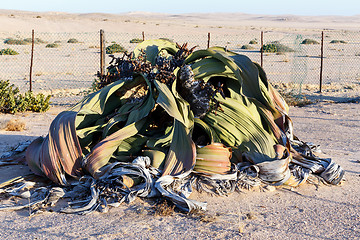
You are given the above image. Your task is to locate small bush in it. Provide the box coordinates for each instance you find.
[241,44,254,50]
[261,43,277,53]
[46,43,60,48]
[0,48,19,55]
[301,39,319,44]
[330,40,347,44]
[0,80,51,113]
[23,38,46,44]
[130,38,143,43]
[106,43,126,54]
[249,40,258,44]
[5,38,46,45]
[261,42,294,53]
[67,38,79,43]
[4,38,28,45]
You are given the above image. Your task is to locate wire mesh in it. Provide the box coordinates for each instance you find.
[1,29,359,106]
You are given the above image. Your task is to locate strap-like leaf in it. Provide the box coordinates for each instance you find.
[133,39,178,65]
[154,80,193,129]
[161,120,196,176]
[25,111,83,185]
[84,118,146,178]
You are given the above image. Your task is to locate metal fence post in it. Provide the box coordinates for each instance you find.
[100,29,106,76]
[319,31,324,93]
[260,31,264,68]
[29,29,35,92]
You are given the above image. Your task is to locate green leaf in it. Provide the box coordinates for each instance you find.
[143,149,167,169]
[146,124,173,149]
[101,75,154,137]
[112,134,148,161]
[186,47,276,112]
[133,39,178,65]
[125,76,155,126]
[194,118,221,143]
[154,80,193,129]
[161,120,196,176]
[190,58,230,80]
[84,118,146,178]
[203,95,277,159]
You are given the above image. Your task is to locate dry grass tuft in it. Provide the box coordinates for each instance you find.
[281,92,313,107]
[200,213,217,223]
[5,119,26,131]
[154,200,175,216]
[188,209,218,223]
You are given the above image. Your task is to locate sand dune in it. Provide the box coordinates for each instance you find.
[1,9,360,34]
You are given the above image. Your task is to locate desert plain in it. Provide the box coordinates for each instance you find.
[0,10,359,239]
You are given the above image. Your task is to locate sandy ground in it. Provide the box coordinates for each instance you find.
[0,10,359,240]
[0,101,359,240]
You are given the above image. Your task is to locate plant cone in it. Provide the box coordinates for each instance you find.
[194,143,232,175]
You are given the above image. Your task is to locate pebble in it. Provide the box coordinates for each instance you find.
[264,185,276,192]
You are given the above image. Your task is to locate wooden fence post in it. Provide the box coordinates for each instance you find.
[29,29,35,92]
[319,31,324,93]
[100,29,106,76]
[142,31,145,41]
[260,31,264,68]
[207,32,210,49]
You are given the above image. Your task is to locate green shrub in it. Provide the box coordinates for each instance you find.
[261,42,294,53]
[106,43,126,54]
[4,38,46,45]
[23,38,46,44]
[4,38,28,45]
[0,48,19,55]
[249,40,258,44]
[301,39,319,44]
[67,38,79,43]
[130,38,143,43]
[0,80,51,113]
[261,43,277,53]
[46,43,60,48]
[241,44,254,50]
[330,40,347,44]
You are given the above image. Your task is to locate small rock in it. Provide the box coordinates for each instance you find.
[264,185,276,192]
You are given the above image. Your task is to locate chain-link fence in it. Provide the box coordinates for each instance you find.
[1,29,360,105]
[253,30,360,97]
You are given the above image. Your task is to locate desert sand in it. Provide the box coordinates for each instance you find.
[0,10,359,240]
